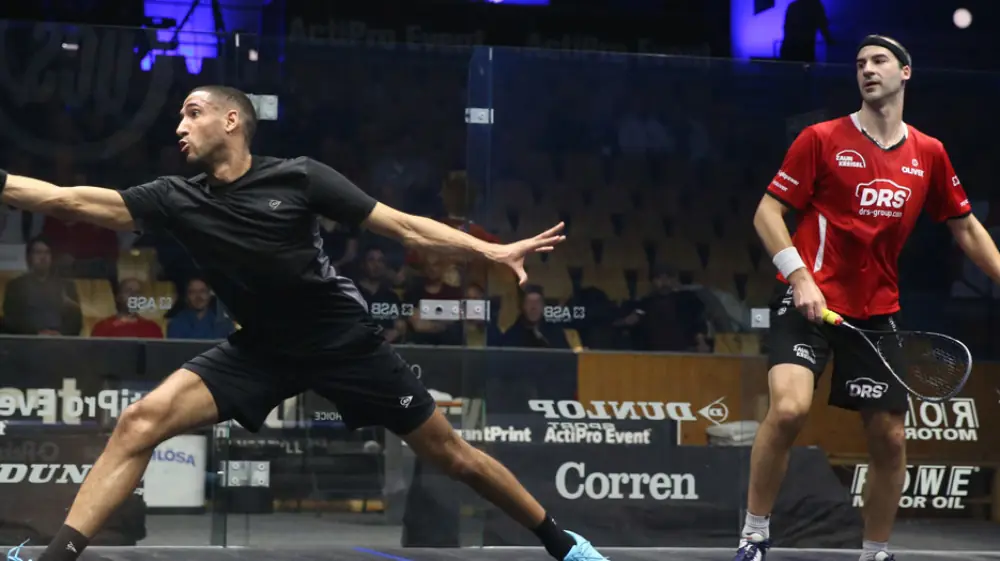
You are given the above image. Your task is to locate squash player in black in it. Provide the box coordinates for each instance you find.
[0,86,609,561]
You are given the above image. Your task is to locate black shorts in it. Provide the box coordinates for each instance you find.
[766,283,907,414]
[183,338,436,435]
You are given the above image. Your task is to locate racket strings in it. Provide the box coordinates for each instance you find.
[876,333,970,399]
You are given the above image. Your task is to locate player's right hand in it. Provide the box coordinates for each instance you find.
[788,270,826,323]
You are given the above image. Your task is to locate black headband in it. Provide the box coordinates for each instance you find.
[858,35,912,68]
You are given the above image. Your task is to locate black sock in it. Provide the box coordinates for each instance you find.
[532,513,576,560]
[38,525,89,561]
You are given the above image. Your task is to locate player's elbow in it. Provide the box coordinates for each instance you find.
[366,203,421,246]
[753,196,784,232]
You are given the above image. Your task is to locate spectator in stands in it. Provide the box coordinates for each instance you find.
[319,216,359,274]
[2,237,82,336]
[501,285,570,349]
[461,283,503,348]
[42,215,119,279]
[404,252,465,344]
[355,246,406,343]
[0,154,41,244]
[619,264,710,352]
[166,277,235,340]
[0,205,42,244]
[90,278,164,339]
[404,171,502,291]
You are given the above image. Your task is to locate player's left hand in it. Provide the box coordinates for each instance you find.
[491,222,566,286]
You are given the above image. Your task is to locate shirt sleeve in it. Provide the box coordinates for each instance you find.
[305,159,378,227]
[925,142,972,222]
[119,178,175,232]
[766,126,820,210]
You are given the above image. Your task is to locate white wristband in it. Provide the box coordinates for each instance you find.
[772,247,806,279]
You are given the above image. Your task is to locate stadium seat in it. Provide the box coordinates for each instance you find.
[695,268,737,294]
[494,180,534,209]
[516,152,556,186]
[82,316,98,337]
[576,207,615,239]
[547,238,593,268]
[619,207,666,243]
[563,153,605,191]
[479,204,513,238]
[713,332,761,356]
[0,273,12,315]
[744,273,777,307]
[646,188,681,216]
[516,205,561,237]
[532,262,574,302]
[654,239,702,273]
[592,187,632,214]
[117,248,159,283]
[706,242,755,275]
[74,279,116,319]
[563,328,583,351]
[581,264,629,302]
[634,276,652,299]
[612,155,652,189]
[601,239,647,271]
[674,213,716,243]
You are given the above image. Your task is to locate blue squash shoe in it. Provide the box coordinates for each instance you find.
[562,531,609,561]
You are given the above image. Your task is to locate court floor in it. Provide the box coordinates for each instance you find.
[10,546,1000,561]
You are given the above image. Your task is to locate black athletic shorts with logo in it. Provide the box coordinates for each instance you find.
[182,330,436,435]
[766,283,908,414]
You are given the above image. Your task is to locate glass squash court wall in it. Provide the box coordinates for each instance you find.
[0,20,997,553]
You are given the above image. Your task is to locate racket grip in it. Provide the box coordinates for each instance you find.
[821,309,844,325]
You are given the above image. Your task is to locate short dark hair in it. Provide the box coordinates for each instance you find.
[858,35,912,69]
[522,284,545,298]
[25,236,50,258]
[190,85,258,144]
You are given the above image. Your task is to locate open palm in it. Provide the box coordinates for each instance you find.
[493,222,567,286]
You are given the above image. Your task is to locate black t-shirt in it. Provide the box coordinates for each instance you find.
[120,156,379,355]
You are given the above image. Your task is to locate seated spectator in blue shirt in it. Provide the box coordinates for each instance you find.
[166,277,235,340]
[501,285,570,349]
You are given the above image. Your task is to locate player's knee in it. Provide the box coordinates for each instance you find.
[766,364,814,434]
[114,398,170,452]
[767,396,810,434]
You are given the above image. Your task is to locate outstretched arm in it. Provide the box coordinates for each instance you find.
[0,173,136,231]
[304,159,565,285]
[364,202,565,285]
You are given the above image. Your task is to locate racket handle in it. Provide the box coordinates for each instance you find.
[822,309,844,325]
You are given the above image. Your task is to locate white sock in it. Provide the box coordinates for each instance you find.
[741,512,770,540]
[861,540,889,561]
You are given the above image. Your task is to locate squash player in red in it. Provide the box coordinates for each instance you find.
[735,35,1000,561]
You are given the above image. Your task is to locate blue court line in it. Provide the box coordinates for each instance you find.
[352,546,415,561]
